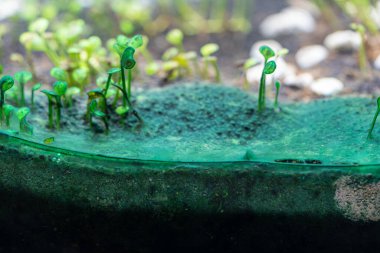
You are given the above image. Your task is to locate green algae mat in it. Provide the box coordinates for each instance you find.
[2,83,380,165]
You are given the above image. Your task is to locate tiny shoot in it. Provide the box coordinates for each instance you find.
[31,83,42,107]
[274,80,281,111]
[258,45,277,112]
[200,43,221,82]
[16,107,33,134]
[0,75,14,124]
[368,97,380,139]
[14,71,32,106]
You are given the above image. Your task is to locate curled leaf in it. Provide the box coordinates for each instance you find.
[259,45,275,61]
[16,107,30,121]
[121,47,136,69]
[0,75,14,92]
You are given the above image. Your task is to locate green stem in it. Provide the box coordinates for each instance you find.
[31,90,35,108]
[0,90,4,124]
[105,73,112,97]
[48,100,53,129]
[120,66,127,107]
[274,87,280,109]
[368,108,380,139]
[20,81,25,106]
[258,72,266,112]
[127,68,132,100]
[210,59,221,83]
[56,97,61,130]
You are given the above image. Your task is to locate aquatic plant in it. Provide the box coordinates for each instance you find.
[166,29,185,52]
[368,97,380,139]
[41,90,56,129]
[0,76,14,124]
[16,107,33,134]
[88,99,109,133]
[274,80,281,111]
[14,71,33,106]
[113,34,142,105]
[200,43,221,82]
[351,23,370,75]
[242,58,258,90]
[258,45,277,112]
[3,104,15,127]
[31,83,42,107]
[53,81,68,129]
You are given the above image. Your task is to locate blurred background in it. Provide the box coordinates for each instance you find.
[1,0,380,102]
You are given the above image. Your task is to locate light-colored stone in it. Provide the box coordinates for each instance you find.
[309,77,344,96]
[295,45,328,69]
[0,0,20,20]
[374,54,380,70]
[283,73,314,87]
[259,7,316,38]
[324,30,361,52]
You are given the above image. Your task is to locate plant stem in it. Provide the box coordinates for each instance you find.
[127,68,132,100]
[368,108,380,139]
[258,72,266,112]
[274,86,280,109]
[31,90,35,108]
[112,84,143,124]
[20,80,25,106]
[0,90,4,124]
[210,58,221,83]
[48,100,53,129]
[120,66,127,107]
[56,97,61,130]
[105,73,112,97]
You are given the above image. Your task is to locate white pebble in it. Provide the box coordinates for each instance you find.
[0,0,20,20]
[283,73,314,87]
[310,78,344,96]
[374,54,380,70]
[324,30,361,52]
[259,7,316,38]
[295,45,328,69]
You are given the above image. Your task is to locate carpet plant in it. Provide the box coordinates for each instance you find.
[0,76,14,125]
[258,45,277,112]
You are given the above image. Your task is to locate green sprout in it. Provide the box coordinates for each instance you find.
[31,83,42,107]
[50,67,69,82]
[351,23,370,75]
[14,71,33,106]
[41,90,56,129]
[200,43,221,82]
[88,100,109,133]
[3,104,15,127]
[65,87,81,107]
[112,83,143,124]
[274,80,281,111]
[166,29,185,52]
[113,34,142,106]
[368,97,380,139]
[0,75,14,124]
[258,45,277,112]
[16,107,33,134]
[53,81,68,129]
[87,88,108,122]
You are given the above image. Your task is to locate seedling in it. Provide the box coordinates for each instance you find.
[113,34,143,106]
[368,97,380,139]
[41,90,56,129]
[351,23,370,75]
[200,43,221,82]
[0,75,14,124]
[3,104,15,127]
[112,83,143,124]
[16,107,33,134]
[53,81,68,129]
[88,100,109,133]
[258,45,277,112]
[274,80,281,111]
[50,67,69,82]
[31,83,42,107]
[87,88,108,121]
[166,29,185,52]
[14,71,33,106]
